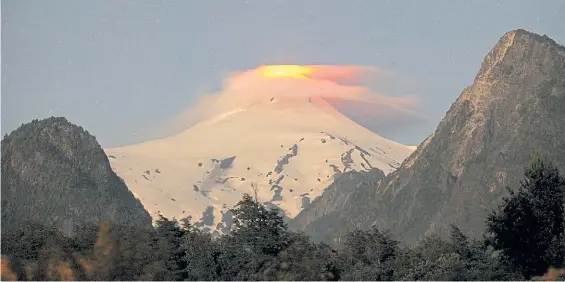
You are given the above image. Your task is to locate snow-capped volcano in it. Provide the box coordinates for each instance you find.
[104,65,416,233]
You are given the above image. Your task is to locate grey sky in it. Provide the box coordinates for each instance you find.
[2,0,564,147]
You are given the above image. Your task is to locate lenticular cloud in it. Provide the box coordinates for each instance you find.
[161,64,421,137]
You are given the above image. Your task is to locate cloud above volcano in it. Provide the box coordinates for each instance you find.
[222,65,418,109]
[159,65,425,140]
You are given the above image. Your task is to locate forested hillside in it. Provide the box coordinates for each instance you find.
[2,159,563,281]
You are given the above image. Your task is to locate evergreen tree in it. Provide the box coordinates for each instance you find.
[154,215,188,280]
[183,229,222,281]
[486,158,565,278]
[449,224,471,258]
[229,193,290,256]
[257,232,340,281]
[216,193,291,280]
[339,226,400,281]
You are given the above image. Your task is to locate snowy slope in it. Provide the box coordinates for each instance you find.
[105,96,414,234]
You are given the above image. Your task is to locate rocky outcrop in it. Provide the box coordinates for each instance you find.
[296,29,565,245]
[289,168,385,242]
[1,117,152,235]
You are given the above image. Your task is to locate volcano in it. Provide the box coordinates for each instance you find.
[104,66,415,234]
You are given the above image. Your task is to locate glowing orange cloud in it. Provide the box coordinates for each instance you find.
[258,65,315,79]
[307,65,378,83]
[154,64,422,139]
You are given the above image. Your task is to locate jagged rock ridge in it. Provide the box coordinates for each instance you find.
[294,29,565,245]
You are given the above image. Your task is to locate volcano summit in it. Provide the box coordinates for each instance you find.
[104,65,415,233]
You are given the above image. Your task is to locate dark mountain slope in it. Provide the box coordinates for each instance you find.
[295,29,565,245]
[1,117,152,235]
[289,168,385,243]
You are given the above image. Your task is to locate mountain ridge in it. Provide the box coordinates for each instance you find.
[294,29,565,245]
[1,117,152,236]
[105,94,414,234]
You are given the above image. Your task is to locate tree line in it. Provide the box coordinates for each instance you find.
[1,158,564,281]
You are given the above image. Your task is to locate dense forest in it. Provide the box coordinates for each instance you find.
[1,159,564,281]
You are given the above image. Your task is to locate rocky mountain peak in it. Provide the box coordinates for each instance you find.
[465,29,564,105]
[293,29,565,245]
[443,29,565,173]
[476,29,565,84]
[1,117,152,236]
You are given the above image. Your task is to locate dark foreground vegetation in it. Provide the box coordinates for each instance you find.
[1,159,564,281]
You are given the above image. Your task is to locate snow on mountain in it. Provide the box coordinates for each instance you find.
[104,65,416,234]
